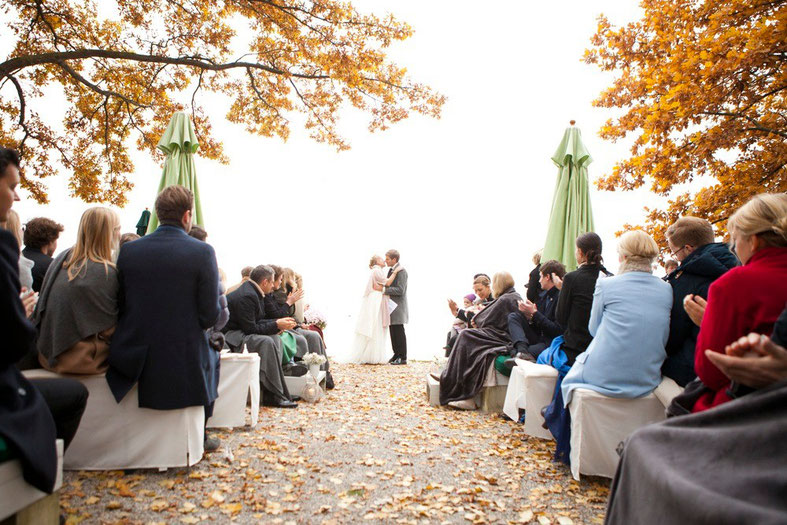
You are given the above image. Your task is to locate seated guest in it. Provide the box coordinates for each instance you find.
[526,250,543,302]
[662,217,738,386]
[119,232,140,248]
[185,225,229,352]
[34,207,121,374]
[445,274,494,354]
[435,272,521,410]
[0,209,34,290]
[445,294,478,355]
[106,185,223,450]
[561,230,672,404]
[188,225,208,241]
[605,308,787,525]
[690,193,787,413]
[224,265,300,408]
[1,147,87,492]
[502,259,566,372]
[22,216,64,292]
[226,266,254,294]
[663,258,678,277]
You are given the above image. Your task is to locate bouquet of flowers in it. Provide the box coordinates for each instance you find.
[302,352,327,367]
[304,306,327,330]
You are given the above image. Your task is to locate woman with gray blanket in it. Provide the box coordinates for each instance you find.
[435,272,521,410]
[35,207,121,374]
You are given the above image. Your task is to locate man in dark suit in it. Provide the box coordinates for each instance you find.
[106,185,222,448]
[382,249,409,365]
[224,265,298,408]
[21,216,63,292]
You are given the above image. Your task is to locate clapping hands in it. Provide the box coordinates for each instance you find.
[286,289,305,306]
[518,299,537,318]
[706,333,787,389]
[683,294,707,327]
[447,298,459,317]
[20,287,37,318]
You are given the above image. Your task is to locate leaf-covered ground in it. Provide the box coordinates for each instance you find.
[61,362,610,524]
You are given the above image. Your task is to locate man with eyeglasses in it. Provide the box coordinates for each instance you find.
[662,217,739,386]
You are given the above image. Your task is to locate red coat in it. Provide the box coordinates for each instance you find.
[693,247,787,412]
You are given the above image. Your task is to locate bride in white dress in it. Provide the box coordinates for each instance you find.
[349,255,402,364]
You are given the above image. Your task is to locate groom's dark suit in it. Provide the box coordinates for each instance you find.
[385,264,408,362]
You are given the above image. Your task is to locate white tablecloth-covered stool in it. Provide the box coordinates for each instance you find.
[568,382,671,480]
[23,370,204,471]
[284,371,326,398]
[503,359,558,440]
[207,351,260,429]
[0,440,62,522]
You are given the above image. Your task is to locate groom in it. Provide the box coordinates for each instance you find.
[383,249,408,365]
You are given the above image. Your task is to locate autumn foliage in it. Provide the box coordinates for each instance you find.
[586,0,786,245]
[0,0,444,205]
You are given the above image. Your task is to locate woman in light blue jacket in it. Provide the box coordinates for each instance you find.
[562,230,673,406]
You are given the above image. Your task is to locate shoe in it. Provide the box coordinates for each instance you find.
[204,435,221,452]
[282,362,308,377]
[429,372,441,382]
[540,406,549,429]
[263,396,298,408]
[447,399,477,410]
[391,358,407,365]
[290,395,301,402]
[388,356,398,364]
[502,358,517,371]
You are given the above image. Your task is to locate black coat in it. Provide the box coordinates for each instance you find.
[526,264,542,303]
[555,263,609,365]
[663,242,739,385]
[530,286,563,342]
[224,281,279,337]
[264,289,293,320]
[21,247,53,292]
[106,226,221,410]
[0,230,58,492]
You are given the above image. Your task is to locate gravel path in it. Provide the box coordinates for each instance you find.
[61,362,610,524]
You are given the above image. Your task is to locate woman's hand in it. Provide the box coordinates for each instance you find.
[551,273,563,290]
[373,283,383,292]
[683,294,707,327]
[286,289,305,306]
[448,298,459,317]
[705,333,787,388]
[20,287,37,318]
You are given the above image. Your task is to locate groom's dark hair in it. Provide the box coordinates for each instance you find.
[385,249,400,262]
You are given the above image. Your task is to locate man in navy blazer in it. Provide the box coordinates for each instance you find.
[106,185,221,427]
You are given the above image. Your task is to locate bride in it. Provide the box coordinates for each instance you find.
[349,255,402,364]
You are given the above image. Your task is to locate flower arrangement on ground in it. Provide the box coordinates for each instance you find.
[302,352,327,367]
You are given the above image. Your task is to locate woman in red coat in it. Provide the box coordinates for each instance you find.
[693,193,787,412]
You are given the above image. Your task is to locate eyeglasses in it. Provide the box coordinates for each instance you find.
[670,245,688,257]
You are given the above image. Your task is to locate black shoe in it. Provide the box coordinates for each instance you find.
[290,395,301,402]
[540,406,549,430]
[325,371,335,390]
[263,396,298,408]
[282,362,308,377]
[204,435,221,452]
[388,356,398,364]
[391,358,407,365]
[502,358,517,371]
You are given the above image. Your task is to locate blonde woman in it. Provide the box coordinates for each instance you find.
[34,207,121,374]
[436,271,522,409]
[691,193,787,413]
[0,209,34,291]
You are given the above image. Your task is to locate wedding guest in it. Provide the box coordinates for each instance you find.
[526,250,543,302]
[690,193,787,413]
[34,208,121,374]
[106,185,223,450]
[663,258,678,277]
[445,275,494,354]
[1,147,87,492]
[226,266,254,294]
[119,232,140,248]
[662,217,738,386]
[543,231,667,464]
[1,209,35,290]
[224,264,299,408]
[188,225,207,241]
[502,260,566,372]
[22,216,64,292]
[436,272,521,410]
[186,225,229,353]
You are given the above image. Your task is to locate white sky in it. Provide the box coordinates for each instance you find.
[11,0,663,361]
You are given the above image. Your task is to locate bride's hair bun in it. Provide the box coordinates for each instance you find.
[369,255,380,269]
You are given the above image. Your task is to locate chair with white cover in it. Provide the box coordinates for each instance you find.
[503,359,558,439]
[207,350,260,429]
[0,440,63,523]
[567,378,674,480]
[23,370,204,471]
[475,363,509,413]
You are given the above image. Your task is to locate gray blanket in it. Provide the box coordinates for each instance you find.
[34,248,119,364]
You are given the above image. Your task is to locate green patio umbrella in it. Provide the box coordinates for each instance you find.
[146,112,204,233]
[541,122,595,271]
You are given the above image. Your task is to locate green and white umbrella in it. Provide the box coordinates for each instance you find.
[541,123,595,271]
[146,112,204,233]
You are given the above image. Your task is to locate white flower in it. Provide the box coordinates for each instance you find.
[302,352,327,366]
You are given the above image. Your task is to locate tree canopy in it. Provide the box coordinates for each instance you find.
[586,0,786,245]
[0,0,445,205]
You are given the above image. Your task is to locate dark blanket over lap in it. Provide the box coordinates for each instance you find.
[439,288,521,405]
[606,379,787,525]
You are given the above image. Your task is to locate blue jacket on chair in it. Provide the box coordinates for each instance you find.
[106,225,221,410]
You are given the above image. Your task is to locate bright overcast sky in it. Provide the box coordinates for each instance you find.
[13,1,661,361]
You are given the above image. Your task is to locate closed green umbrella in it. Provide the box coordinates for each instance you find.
[541,123,595,271]
[146,112,204,233]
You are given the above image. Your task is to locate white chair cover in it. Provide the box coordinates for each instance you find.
[207,351,260,429]
[503,360,558,440]
[0,440,62,521]
[23,370,204,470]
[653,376,683,408]
[568,385,668,480]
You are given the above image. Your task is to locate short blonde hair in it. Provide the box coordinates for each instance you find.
[727,193,787,248]
[492,271,515,298]
[618,230,659,271]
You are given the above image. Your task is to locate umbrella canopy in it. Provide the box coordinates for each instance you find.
[541,124,595,271]
[146,112,204,233]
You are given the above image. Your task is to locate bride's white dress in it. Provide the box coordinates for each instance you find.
[349,266,392,364]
